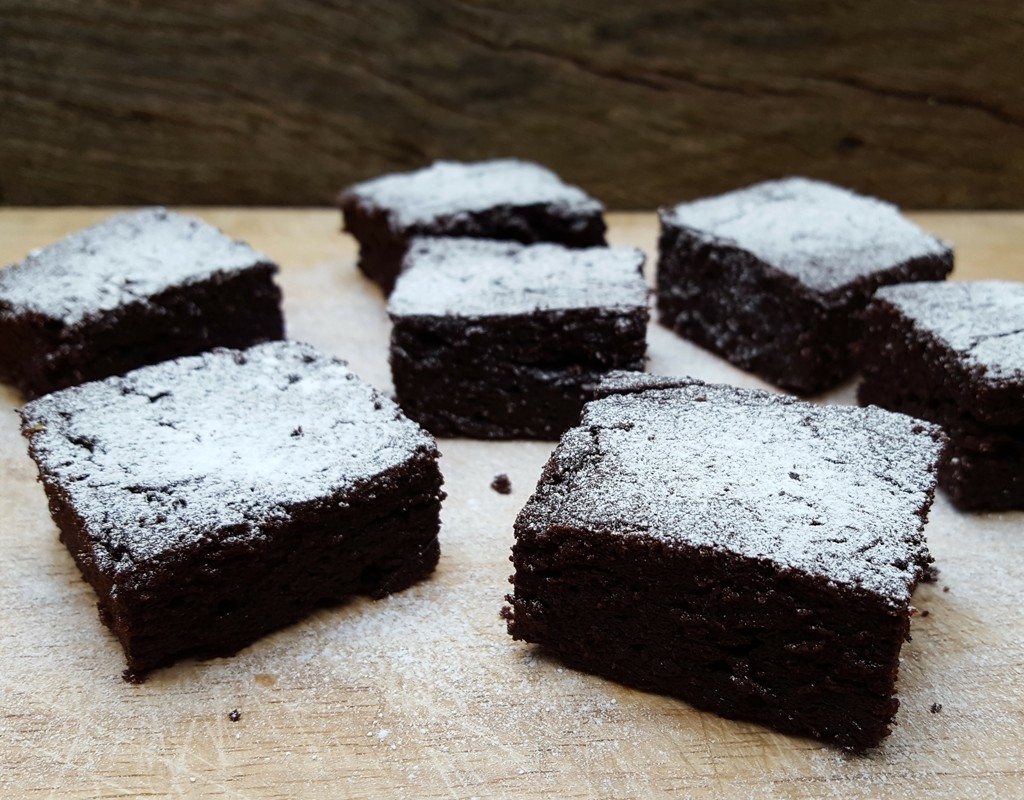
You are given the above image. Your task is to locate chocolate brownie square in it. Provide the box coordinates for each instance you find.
[0,208,284,399]
[388,238,648,439]
[338,159,607,294]
[507,372,943,749]
[657,178,953,394]
[19,341,443,679]
[858,280,1024,511]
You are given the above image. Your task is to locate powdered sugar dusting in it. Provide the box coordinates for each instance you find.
[344,159,604,229]
[19,341,436,582]
[388,238,648,318]
[874,280,1024,382]
[519,375,942,604]
[661,178,951,293]
[0,208,274,324]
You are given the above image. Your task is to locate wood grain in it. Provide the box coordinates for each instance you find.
[2,2,1023,208]
[1,209,1023,799]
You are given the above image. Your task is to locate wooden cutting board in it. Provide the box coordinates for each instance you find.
[1,210,1022,799]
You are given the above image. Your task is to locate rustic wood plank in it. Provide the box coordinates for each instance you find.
[1,2,1022,208]
[0,209,1023,798]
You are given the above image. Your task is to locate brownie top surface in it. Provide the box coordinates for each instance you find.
[874,280,1024,384]
[342,159,604,229]
[660,178,950,294]
[519,373,941,604]
[388,238,648,318]
[19,341,436,580]
[0,208,273,324]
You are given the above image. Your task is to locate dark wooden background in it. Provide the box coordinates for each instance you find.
[2,1,1022,208]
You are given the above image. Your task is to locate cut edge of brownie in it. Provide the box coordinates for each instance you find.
[1,264,284,399]
[655,191,953,395]
[41,445,443,680]
[507,373,943,749]
[18,341,444,679]
[0,209,285,399]
[857,283,1024,511]
[507,526,917,750]
[338,160,608,294]
[387,242,649,439]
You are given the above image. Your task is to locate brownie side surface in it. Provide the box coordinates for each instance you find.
[656,178,952,395]
[388,239,648,439]
[19,341,443,678]
[507,377,942,748]
[338,160,607,293]
[392,308,647,439]
[857,281,1024,510]
[0,208,284,398]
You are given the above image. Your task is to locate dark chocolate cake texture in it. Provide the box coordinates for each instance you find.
[338,159,607,293]
[657,177,953,394]
[859,280,1024,510]
[508,371,943,749]
[20,341,443,679]
[0,207,284,398]
[388,237,649,439]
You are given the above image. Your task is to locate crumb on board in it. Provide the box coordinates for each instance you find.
[930,703,943,714]
[229,709,241,722]
[490,473,512,494]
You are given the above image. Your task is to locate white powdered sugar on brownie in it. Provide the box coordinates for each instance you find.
[0,208,273,323]
[344,159,604,229]
[660,178,950,294]
[519,375,942,605]
[874,280,1024,382]
[19,341,436,579]
[388,238,648,318]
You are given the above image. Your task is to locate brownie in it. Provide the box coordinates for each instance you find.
[388,238,649,440]
[656,178,953,395]
[0,208,284,399]
[507,372,943,749]
[858,280,1024,511]
[19,341,443,679]
[338,159,607,294]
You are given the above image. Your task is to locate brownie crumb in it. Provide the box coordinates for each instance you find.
[920,609,930,617]
[943,586,950,593]
[228,709,241,722]
[491,473,513,494]
[930,703,943,714]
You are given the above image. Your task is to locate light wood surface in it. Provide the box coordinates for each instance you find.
[1,210,1022,799]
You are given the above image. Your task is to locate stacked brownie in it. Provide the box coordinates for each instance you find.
[859,280,1024,511]
[0,207,284,398]
[657,178,953,394]
[507,372,943,749]
[388,237,649,439]
[19,341,444,679]
[338,159,607,293]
